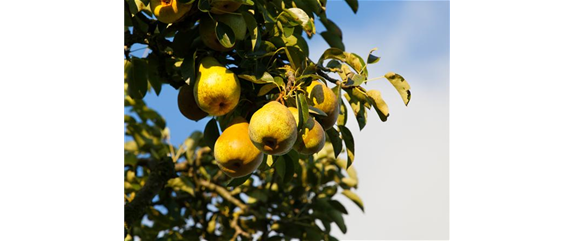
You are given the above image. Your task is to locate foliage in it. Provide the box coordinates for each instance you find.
[124,0,411,240]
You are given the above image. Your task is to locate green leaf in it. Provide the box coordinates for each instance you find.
[198,0,210,12]
[181,52,197,86]
[147,55,162,96]
[338,125,354,169]
[238,72,274,84]
[325,128,343,159]
[321,18,342,39]
[367,89,389,122]
[203,118,220,150]
[281,155,295,184]
[337,100,348,126]
[258,84,278,96]
[275,155,286,179]
[327,210,347,234]
[328,200,348,214]
[225,173,252,187]
[215,21,235,48]
[342,190,364,212]
[345,72,366,86]
[318,48,346,67]
[320,31,345,51]
[296,93,311,130]
[126,57,148,100]
[385,72,411,106]
[367,48,380,64]
[344,0,359,13]
[247,189,268,203]
[125,152,138,166]
[242,11,259,51]
[285,46,306,73]
[343,89,368,130]
[344,52,368,78]
[308,105,327,117]
[326,60,342,70]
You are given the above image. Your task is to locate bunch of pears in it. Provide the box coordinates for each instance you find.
[178,57,340,178]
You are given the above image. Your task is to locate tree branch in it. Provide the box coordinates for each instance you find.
[197,179,247,211]
[124,157,176,228]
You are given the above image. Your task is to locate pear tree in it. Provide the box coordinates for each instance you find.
[124,0,411,240]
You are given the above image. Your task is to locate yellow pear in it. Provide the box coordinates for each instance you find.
[151,0,192,23]
[177,84,208,121]
[288,107,326,155]
[214,14,247,40]
[210,0,242,14]
[193,56,240,116]
[248,101,297,155]
[199,17,234,52]
[214,117,263,178]
[306,80,340,130]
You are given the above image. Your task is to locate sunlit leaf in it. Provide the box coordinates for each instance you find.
[367,89,389,122]
[342,190,364,212]
[215,21,235,48]
[367,48,380,64]
[385,72,411,106]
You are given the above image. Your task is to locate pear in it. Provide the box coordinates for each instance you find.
[214,117,263,178]
[288,107,326,155]
[210,0,242,14]
[193,56,240,116]
[306,80,340,130]
[199,17,234,52]
[214,14,247,41]
[248,101,297,155]
[151,0,192,23]
[177,84,208,121]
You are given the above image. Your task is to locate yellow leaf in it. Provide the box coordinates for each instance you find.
[385,72,411,106]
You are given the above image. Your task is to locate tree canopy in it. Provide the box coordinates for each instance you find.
[124,0,411,240]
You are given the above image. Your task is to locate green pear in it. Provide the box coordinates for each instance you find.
[210,0,242,14]
[214,14,247,40]
[214,117,263,178]
[306,80,340,130]
[288,107,326,155]
[193,56,240,116]
[199,17,233,52]
[248,101,297,155]
[178,84,208,121]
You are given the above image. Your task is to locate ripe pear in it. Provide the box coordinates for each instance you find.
[151,0,192,23]
[214,14,247,41]
[177,84,208,121]
[249,101,298,155]
[199,17,233,52]
[288,107,326,155]
[210,0,242,14]
[306,81,340,130]
[214,117,264,178]
[193,56,240,116]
